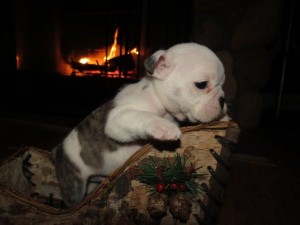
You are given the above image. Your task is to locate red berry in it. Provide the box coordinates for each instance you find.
[156,183,166,193]
[170,183,178,189]
[178,184,187,191]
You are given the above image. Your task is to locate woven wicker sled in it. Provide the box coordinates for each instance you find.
[0,121,239,225]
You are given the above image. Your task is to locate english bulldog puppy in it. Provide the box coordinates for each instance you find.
[51,42,228,207]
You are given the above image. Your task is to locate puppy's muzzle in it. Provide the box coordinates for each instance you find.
[219,97,225,108]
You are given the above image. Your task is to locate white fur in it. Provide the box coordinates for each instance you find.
[55,43,228,206]
[100,144,142,175]
[105,78,181,142]
[63,130,142,178]
[64,43,227,181]
[105,42,227,143]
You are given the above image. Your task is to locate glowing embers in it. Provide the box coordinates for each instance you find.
[70,28,139,78]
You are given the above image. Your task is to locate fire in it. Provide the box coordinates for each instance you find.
[79,57,90,64]
[104,28,119,61]
[72,27,139,78]
[78,28,138,66]
[130,48,139,55]
[78,28,119,65]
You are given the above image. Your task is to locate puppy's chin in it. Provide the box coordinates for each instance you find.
[188,100,227,124]
[186,112,221,124]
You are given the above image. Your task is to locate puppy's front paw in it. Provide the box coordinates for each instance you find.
[147,120,181,141]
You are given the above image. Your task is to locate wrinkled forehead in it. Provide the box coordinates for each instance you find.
[174,52,225,85]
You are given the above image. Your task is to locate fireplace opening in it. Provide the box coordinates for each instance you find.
[14,0,150,80]
[14,0,193,80]
[60,1,145,79]
[67,28,139,78]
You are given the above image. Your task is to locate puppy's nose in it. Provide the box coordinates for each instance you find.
[219,97,225,108]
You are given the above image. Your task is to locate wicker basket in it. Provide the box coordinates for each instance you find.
[0,121,239,225]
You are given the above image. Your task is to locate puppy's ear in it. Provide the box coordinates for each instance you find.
[144,50,174,80]
[144,50,165,75]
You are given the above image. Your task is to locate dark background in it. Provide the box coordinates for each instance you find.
[0,0,299,122]
[0,1,300,224]
[0,0,194,118]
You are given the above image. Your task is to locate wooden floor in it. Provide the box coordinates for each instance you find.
[217,110,300,225]
[219,158,300,225]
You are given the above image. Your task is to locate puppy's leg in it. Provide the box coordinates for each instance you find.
[105,109,181,142]
[54,145,87,207]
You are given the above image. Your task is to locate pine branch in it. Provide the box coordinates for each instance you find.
[137,153,207,200]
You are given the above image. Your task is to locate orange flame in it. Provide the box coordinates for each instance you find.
[79,57,90,64]
[77,27,138,68]
[104,28,119,61]
[130,47,139,55]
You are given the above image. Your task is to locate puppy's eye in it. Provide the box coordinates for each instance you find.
[195,81,208,90]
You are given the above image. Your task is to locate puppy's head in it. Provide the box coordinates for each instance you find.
[144,42,227,123]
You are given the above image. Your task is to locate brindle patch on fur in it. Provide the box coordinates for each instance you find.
[54,144,84,206]
[77,101,118,169]
[144,55,156,75]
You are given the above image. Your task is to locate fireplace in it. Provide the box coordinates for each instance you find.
[60,1,145,79]
[67,28,140,78]
[2,0,298,131]
[14,0,193,80]
[15,0,146,79]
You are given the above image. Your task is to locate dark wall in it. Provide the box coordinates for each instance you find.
[0,1,16,74]
[2,0,299,122]
[146,0,193,51]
